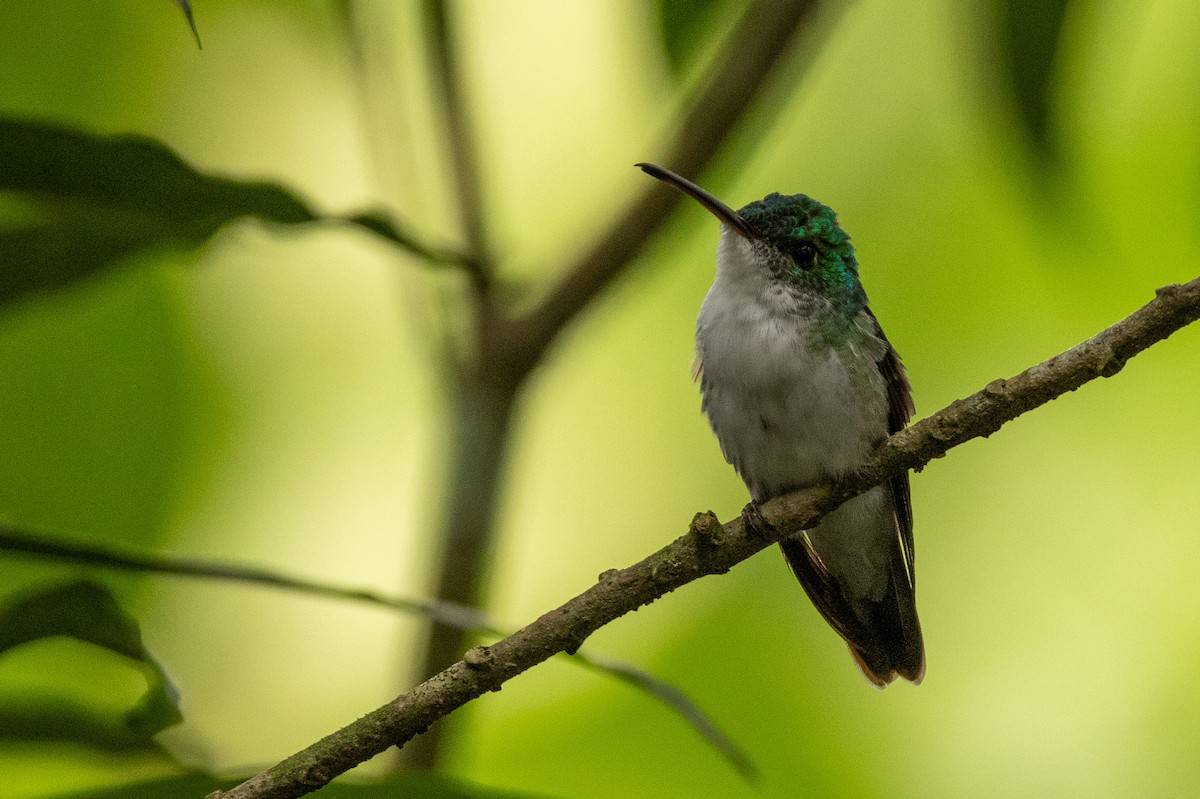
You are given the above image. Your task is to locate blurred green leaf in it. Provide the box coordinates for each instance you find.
[0,264,199,547]
[0,697,168,752]
[0,116,463,312]
[44,773,221,799]
[0,117,311,223]
[0,115,314,309]
[656,0,731,75]
[989,0,1072,157]
[174,1,202,49]
[45,770,565,798]
[0,579,182,737]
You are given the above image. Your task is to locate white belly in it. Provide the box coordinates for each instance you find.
[696,277,888,502]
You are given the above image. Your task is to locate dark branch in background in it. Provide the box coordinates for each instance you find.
[328,12,510,770]
[509,0,822,376]
[402,0,824,770]
[210,277,1200,799]
[332,0,405,205]
[0,526,754,778]
[405,0,508,769]
[423,0,494,291]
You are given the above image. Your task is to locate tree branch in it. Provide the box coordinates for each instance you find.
[0,526,754,775]
[403,0,829,770]
[0,526,495,633]
[423,0,494,290]
[210,276,1200,799]
[507,0,822,377]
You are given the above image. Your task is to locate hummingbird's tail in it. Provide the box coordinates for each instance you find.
[779,483,925,687]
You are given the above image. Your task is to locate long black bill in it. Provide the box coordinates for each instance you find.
[636,163,755,238]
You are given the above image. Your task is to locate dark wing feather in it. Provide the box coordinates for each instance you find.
[867,308,916,581]
[868,308,923,683]
[780,532,923,686]
[779,310,925,686]
[779,535,902,686]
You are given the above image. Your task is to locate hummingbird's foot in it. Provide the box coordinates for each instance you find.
[741,501,779,541]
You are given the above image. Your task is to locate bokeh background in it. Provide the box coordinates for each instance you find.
[2,1,1199,797]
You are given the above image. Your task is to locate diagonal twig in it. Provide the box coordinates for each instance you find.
[507,0,823,377]
[0,525,752,777]
[211,277,1200,799]
[0,527,493,632]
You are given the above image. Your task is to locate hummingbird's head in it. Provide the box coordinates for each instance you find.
[636,163,864,307]
[736,192,860,293]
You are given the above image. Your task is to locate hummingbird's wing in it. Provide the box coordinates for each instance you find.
[870,309,916,579]
[780,498,924,687]
[780,311,925,686]
[872,311,925,683]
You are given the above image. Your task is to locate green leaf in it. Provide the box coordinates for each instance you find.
[175,1,203,49]
[0,579,182,737]
[0,115,316,308]
[44,771,565,798]
[989,0,1073,157]
[0,116,472,310]
[0,117,315,229]
[655,0,731,75]
[43,774,223,799]
[0,697,166,752]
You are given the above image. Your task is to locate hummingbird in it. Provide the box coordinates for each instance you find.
[638,163,924,686]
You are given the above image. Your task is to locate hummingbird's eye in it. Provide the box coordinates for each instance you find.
[790,243,818,270]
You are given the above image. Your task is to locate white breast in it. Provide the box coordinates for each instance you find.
[696,228,889,502]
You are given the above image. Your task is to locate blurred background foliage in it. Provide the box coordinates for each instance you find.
[1,1,1199,798]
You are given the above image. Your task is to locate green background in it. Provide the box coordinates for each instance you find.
[2,1,1199,797]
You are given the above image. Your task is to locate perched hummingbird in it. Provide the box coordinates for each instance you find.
[638,163,924,686]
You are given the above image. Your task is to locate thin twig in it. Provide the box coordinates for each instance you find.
[0,526,494,632]
[341,211,476,269]
[210,277,1200,799]
[423,0,493,290]
[0,526,752,776]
